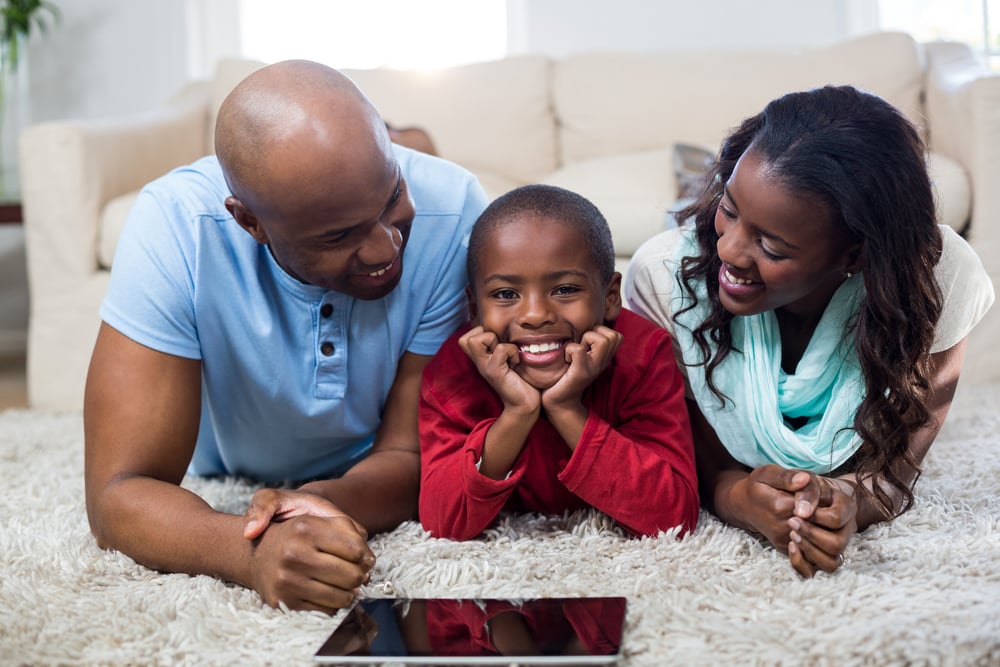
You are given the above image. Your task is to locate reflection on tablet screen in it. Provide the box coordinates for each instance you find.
[314,596,626,665]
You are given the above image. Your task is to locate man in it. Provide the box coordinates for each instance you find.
[84,60,488,614]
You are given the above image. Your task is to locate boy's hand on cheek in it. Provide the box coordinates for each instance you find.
[459,326,540,414]
[542,325,623,411]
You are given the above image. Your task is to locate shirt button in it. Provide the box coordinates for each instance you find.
[320,303,333,318]
[320,341,335,356]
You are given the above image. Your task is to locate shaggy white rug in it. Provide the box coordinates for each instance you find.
[1,384,999,667]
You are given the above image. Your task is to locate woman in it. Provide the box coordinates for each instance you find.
[625,85,994,577]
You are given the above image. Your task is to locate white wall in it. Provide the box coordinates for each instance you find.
[507,0,880,56]
[26,0,189,123]
[23,0,881,124]
[25,0,241,124]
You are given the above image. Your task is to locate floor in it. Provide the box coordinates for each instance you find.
[0,350,28,409]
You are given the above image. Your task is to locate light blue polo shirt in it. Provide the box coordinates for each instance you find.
[100,148,487,483]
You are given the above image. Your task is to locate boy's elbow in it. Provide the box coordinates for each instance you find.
[676,505,700,538]
[420,519,481,542]
[625,510,698,540]
[417,500,481,542]
[676,480,701,537]
[634,487,700,539]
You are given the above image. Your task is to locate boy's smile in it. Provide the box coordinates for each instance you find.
[468,213,621,390]
[517,338,565,364]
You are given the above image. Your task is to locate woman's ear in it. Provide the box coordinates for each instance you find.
[843,243,863,276]
[604,272,623,321]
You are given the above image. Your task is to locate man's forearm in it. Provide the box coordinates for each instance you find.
[92,475,255,586]
[299,449,420,534]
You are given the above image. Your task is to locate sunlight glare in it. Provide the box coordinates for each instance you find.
[240,0,507,70]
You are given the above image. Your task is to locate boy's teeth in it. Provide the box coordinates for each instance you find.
[521,341,561,354]
[726,270,753,285]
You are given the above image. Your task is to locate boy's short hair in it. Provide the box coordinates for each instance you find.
[467,184,616,286]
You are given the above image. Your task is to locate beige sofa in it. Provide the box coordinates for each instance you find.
[20,31,1000,409]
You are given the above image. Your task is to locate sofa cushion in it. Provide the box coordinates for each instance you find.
[543,148,676,257]
[345,56,558,186]
[553,32,925,167]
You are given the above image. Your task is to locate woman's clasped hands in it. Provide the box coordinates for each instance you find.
[739,465,858,578]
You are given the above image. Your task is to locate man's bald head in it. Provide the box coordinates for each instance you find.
[215,60,391,215]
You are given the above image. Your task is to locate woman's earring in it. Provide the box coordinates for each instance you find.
[845,271,853,279]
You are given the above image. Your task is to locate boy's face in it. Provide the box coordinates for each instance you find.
[468,214,622,391]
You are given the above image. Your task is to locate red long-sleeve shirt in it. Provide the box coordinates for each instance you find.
[419,309,698,540]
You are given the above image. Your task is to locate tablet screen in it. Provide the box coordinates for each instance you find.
[314,596,627,665]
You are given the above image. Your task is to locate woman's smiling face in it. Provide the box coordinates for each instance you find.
[714,149,859,321]
[468,214,621,391]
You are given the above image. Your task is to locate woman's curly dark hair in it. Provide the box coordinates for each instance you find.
[675,85,943,518]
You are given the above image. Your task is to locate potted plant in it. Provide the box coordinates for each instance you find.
[1,0,60,74]
[0,0,59,174]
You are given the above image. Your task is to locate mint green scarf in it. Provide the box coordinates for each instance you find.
[670,230,866,473]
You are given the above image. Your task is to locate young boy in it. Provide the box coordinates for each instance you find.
[418,184,698,540]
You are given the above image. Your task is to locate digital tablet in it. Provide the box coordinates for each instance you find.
[314,596,627,665]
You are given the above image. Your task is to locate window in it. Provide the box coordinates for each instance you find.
[879,0,1000,69]
[239,0,507,70]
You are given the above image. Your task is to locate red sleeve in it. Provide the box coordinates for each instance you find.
[557,314,699,537]
[418,336,524,540]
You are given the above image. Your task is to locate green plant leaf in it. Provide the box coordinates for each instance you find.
[0,0,60,72]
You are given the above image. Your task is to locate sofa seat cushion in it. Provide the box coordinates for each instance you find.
[543,148,676,257]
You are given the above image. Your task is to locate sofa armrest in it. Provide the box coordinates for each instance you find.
[923,42,1000,386]
[923,41,1000,251]
[19,84,211,288]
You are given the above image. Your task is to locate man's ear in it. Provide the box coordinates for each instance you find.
[225,196,269,245]
[604,272,623,322]
[465,284,479,324]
